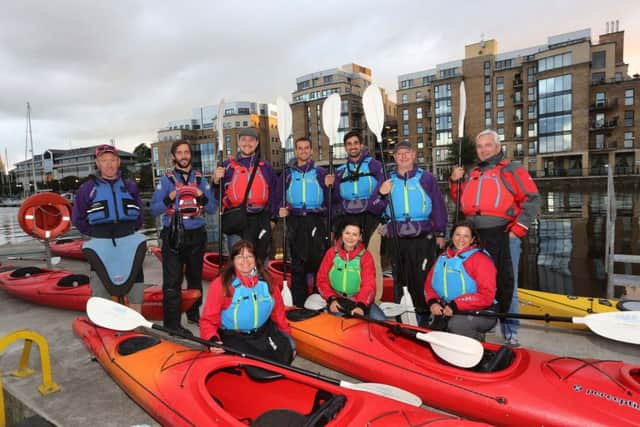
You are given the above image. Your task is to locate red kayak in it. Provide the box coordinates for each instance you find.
[267,260,394,299]
[73,317,486,427]
[0,267,199,320]
[287,309,640,426]
[150,246,225,281]
[50,238,85,260]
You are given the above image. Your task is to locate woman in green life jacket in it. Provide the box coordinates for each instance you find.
[315,221,386,320]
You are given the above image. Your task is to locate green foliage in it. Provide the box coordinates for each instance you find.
[447,136,476,167]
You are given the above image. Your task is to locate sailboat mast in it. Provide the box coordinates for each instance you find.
[27,102,38,193]
[5,148,11,196]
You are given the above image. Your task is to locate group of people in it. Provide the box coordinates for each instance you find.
[71,126,539,364]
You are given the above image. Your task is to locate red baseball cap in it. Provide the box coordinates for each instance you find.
[95,144,118,157]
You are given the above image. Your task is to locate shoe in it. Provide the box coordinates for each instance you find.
[166,325,194,337]
[504,337,520,347]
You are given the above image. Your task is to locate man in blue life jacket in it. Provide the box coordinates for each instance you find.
[274,137,334,307]
[374,141,447,317]
[151,141,216,334]
[72,144,144,312]
[213,128,278,263]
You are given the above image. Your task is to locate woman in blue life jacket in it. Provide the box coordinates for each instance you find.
[424,220,498,340]
[200,240,295,365]
[315,221,386,320]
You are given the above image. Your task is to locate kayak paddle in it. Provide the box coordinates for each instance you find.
[321,93,341,244]
[86,297,422,406]
[379,302,640,345]
[8,255,61,265]
[276,96,294,308]
[304,294,483,368]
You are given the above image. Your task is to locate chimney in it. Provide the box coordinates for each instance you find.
[606,21,609,33]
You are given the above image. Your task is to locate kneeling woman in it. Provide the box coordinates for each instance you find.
[316,221,385,320]
[200,240,294,364]
[424,221,497,340]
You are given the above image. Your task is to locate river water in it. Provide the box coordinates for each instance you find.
[2,181,637,298]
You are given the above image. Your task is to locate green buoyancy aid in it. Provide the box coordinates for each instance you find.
[328,247,365,296]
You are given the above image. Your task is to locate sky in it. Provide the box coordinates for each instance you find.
[1,0,639,169]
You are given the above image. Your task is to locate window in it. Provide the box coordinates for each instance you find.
[435,99,452,115]
[435,148,448,162]
[514,91,522,104]
[615,72,623,82]
[595,134,605,149]
[528,123,537,137]
[528,105,537,120]
[416,91,423,101]
[501,144,507,153]
[496,111,504,125]
[592,51,606,69]
[515,108,523,121]
[440,67,457,79]
[495,59,513,70]
[484,93,491,110]
[422,75,434,85]
[485,110,492,127]
[417,123,423,134]
[595,92,606,107]
[402,94,409,104]
[323,75,333,84]
[624,132,634,148]
[528,141,537,155]
[515,125,522,138]
[591,72,605,84]
[528,87,537,101]
[435,84,452,99]
[416,107,423,120]
[497,94,504,108]
[515,143,523,156]
[402,124,409,136]
[435,115,452,130]
[497,127,505,141]
[496,76,504,91]
[625,89,635,106]
[538,52,572,72]
[595,113,605,128]
[624,111,634,127]
[403,109,409,121]
[527,66,537,83]
[435,131,452,146]
[400,80,412,89]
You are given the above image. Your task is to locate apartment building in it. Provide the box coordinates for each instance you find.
[290,63,397,167]
[397,26,640,180]
[152,101,280,179]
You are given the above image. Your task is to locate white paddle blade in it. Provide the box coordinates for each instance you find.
[576,311,640,345]
[216,98,225,151]
[86,297,151,331]
[281,280,293,307]
[362,84,384,142]
[458,80,466,139]
[379,302,414,317]
[400,287,418,326]
[276,97,293,149]
[416,331,484,368]
[50,256,61,265]
[321,93,341,146]
[339,381,422,407]
[304,293,327,310]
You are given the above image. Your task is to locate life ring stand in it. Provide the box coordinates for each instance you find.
[18,193,72,240]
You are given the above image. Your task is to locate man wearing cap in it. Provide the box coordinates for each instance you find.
[151,140,216,333]
[375,141,447,317]
[72,144,145,312]
[213,128,278,263]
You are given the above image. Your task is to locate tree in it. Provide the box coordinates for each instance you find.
[60,175,81,191]
[133,143,151,163]
[447,136,476,168]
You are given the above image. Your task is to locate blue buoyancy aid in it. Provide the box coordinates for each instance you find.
[431,248,481,302]
[86,177,140,225]
[385,169,432,222]
[337,157,378,201]
[286,167,324,209]
[220,278,274,332]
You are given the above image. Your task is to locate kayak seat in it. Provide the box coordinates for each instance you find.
[286,309,322,322]
[54,238,75,244]
[473,346,514,373]
[304,394,346,427]
[58,274,90,287]
[243,365,285,382]
[10,266,43,278]
[251,409,307,427]
[117,336,161,356]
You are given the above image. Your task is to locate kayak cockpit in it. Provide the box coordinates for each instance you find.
[205,364,346,425]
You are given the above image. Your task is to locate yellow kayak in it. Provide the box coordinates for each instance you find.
[517,289,639,330]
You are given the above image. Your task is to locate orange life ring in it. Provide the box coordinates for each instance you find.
[18,193,72,240]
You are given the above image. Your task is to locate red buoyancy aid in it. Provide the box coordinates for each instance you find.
[460,161,520,221]
[224,158,269,209]
[165,170,203,218]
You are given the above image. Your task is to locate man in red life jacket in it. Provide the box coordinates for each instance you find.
[213,128,278,263]
[450,129,540,347]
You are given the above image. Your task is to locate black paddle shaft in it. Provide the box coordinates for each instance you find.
[410,307,576,323]
[454,137,463,224]
[281,138,288,282]
[149,323,345,387]
[217,147,224,271]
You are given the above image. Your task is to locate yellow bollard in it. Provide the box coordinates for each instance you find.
[0,330,60,396]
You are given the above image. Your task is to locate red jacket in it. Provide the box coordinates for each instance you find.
[316,239,376,306]
[424,245,496,312]
[200,272,291,341]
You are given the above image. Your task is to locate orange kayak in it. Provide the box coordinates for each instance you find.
[0,266,198,320]
[73,317,487,426]
[287,309,640,427]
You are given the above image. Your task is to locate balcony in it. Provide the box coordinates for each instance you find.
[511,95,523,106]
[513,79,523,88]
[589,140,617,151]
[589,98,618,111]
[513,115,523,123]
[589,118,618,131]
